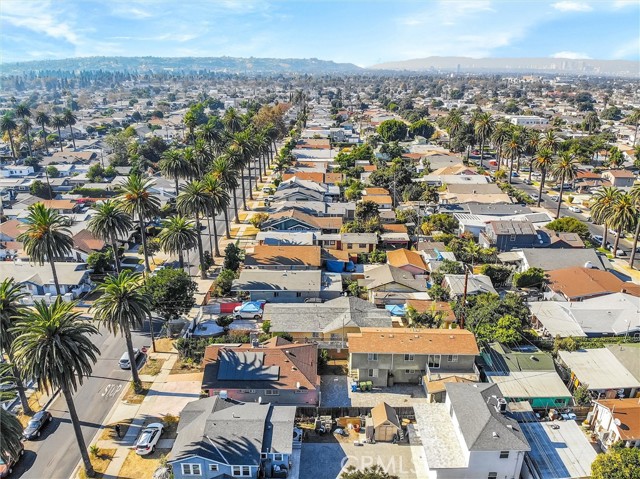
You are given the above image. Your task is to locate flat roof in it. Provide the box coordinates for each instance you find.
[413,403,466,469]
[520,420,597,479]
[558,349,640,390]
[488,371,572,399]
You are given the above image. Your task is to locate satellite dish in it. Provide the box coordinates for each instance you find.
[614,418,622,426]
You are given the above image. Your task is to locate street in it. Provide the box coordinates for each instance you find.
[11,321,161,479]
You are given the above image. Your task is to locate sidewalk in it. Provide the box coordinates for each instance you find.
[609,257,640,284]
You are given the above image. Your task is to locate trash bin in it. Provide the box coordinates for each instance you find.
[351,382,357,392]
[366,381,373,391]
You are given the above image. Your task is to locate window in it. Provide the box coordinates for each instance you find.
[448,355,458,362]
[488,473,498,479]
[327,240,336,246]
[241,389,255,394]
[509,235,516,242]
[404,354,414,361]
[427,354,441,369]
[499,451,509,459]
[265,390,280,396]
[232,466,251,477]
[358,243,367,248]
[209,464,219,471]
[368,353,378,361]
[311,332,321,338]
[347,243,353,248]
[296,292,302,297]
[181,464,202,475]
[260,453,268,459]
[273,292,280,297]
[330,333,340,340]
[405,369,417,374]
[274,454,283,461]
[368,369,378,378]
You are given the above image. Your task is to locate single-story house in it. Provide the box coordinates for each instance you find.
[0,262,93,301]
[545,267,640,301]
[232,270,342,303]
[386,248,428,275]
[359,264,429,304]
[443,274,496,298]
[244,245,322,270]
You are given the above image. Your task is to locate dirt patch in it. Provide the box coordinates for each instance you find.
[99,418,133,441]
[170,358,202,375]
[154,338,176,354]
[122,381,153,405]
[78,448,116,479]
[319,359,348,376]
[140,358,165,376]
[117,448,171,479]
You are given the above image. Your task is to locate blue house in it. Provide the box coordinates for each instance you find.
[169,396,299,479]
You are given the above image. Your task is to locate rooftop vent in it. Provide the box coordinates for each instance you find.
[496,397,508,413]
[492,432,499,438]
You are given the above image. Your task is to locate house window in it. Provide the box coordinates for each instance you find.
[368,353,378,361]
[181,463,202,475]
[327,240,336,246]
[273,292,280,297]
[232,466,251,477]
[274,454,283,461]
[405,369,417,374]
[499,451,509,459]
[265,389,280,396]
[427,354,441,369]
[311,332,321,338]
[261,453,268,459]
[448,355,458,362]
[358,243,367,248]
[296,292,302,297]
[509,235,516,241]
[209,464,219,471]
[404,354,414,361]
[488,473,498,479]
[330,333,340,340]
[368,369,378,378]
[347,243,353,248]
[241,389,255,394]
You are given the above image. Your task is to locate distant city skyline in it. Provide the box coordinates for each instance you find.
[1,0,639,66]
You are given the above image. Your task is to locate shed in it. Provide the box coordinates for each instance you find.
[366,402,401,442]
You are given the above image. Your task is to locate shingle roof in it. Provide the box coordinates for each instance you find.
[386,249,427,271]
[348,328,479,355]
[244,245,322,268]
[232,270,321,292]
[593,399,640,440]
[547,267,640,300]
[361,264,428,291]
[519,248,611,271]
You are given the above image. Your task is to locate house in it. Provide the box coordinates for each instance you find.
[260,209,342,233]
[386,248,428,275]
[538,228,585,249]
[440,183,512,204]
[338,233,378,255]
[509,115,549,126]
[255,231,316,246]
[169,396,298,479]
[244,245,322,270]
[405,299,456,325]
[359,264,429,304]
[365,402,402,442]
[414,383,530,479]
[481,343,572,408]
[545,267,640,301]
[0,262,93,302]
[201,337,319,405]
[606,343,640,383]
[529,293,640,338]
[0,165,34,177]
[499,248,611,272]
[0,219,22,241]
[443,273,497,298]
[480,221,540,251]
[557,348,640,399]
[37,199,78,214]
[231,270,342,303]
[360,195,393,209]
[589,398,640,450]
[602,169,637,188]
[71,229,105,262]
[347,328,480,387]
[264,296,393,349]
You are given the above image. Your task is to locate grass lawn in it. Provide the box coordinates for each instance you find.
[140,357,165,376]
[99,418,133,441]
[78,448,116,479]
[154,338,176,353]
[117,448,171,479]
[170,358,202,375]
[122,381,153,405]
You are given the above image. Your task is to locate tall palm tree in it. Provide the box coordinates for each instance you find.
[17,203,73,296]
[51,115,66,152]
[117,174,161,274]
[157,215,198,270]
[159,148,191,197]
[540,130,560,153]
[443,109,463,150]
[608,192,636,255]
[19,118,34,158]
[203,174,230,257]
[15,104,32,157]
[62,109,77,149]
[193,138,213,179]
[13,299,99,477]
[211,154,238,236]
[592,186,621,249]
[504,129,524,184]
[550,152,579,219]
[0,279,32,414]
[473,112,494,168]
[87,200,133,273]
[490,121,511,169]
[35,111,50,155]
[628,185,640,268]
[200,121,227,155]
[583,111,601,135]
[533,148,554,207]
[93,271,151,392]
[177,180,211,279]
[0,393,24,467]
[222,107,243,134]
[230,130,257,203]
[0,113,18,159]
[626,109,640,146]
[524,129,541,181]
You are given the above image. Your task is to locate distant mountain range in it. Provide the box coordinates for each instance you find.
[1,56,363,75]
[370,56,639,77]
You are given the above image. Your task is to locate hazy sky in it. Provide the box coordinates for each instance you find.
[1,0,638,65]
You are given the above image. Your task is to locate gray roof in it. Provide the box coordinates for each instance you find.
[361,264,429,292]
[467,203,533,216]
[340,232,378,243]
[445,383,530,452]
[264,296,393,333]
[444,274,496,296]
[519,248,611,271]
[217,350,280,381]
[607,343,640,382]
[0,262,89,286]
[488,221,537,236]
[232,270,321,292]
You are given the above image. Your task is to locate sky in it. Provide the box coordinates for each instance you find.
[1,0,639,66]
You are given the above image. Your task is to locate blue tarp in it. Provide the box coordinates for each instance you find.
[385,305,405,316]
[326,260,345,273]
[237,301,263,313]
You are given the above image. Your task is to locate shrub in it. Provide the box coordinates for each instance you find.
[513,267,545,288]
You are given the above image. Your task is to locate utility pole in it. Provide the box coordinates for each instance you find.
[460,267,470,329]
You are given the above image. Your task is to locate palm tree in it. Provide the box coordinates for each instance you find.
[626,109,640,146]
[540,130,560,153]
[203,174,230,257]
[592,186,621,248]
[20,118,34,158]
[35,111,50,154]
[211,154,238,236]
[0,113,18,159]
[583,111,601,135]
[628,185,640,268]
[17,203,73,296]
[51,115,66,152]
[533,148,554,207]
[15,104,32,157]
[524,129,541,181]
[504,129,524,184]
[0,278,32,414]
[443,109,463,150]
[62,109,77,149]
[200,121,227,154]
[177,180,211,279]
[473,112,494,168]
[117,174,161,274]
[463,241,482,268]
[193,138,212,178]
[159,148,191,197]
[230,130,256,203]
[12,298,99,477]
[0,397,24,467]
[87,200,133,273]
[491,121,511,169]
[222,107,243,134]
[157,215,198,270]
[609,192,636,255]
[93,271,151,392]
[551,152,579,219]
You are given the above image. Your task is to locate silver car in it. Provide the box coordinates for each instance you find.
[135,423,164,455]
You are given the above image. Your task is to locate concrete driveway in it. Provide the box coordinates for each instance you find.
[321,375,351,407]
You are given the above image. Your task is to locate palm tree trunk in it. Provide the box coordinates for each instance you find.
[41,125,48,154]
[613,225,622,254]
[112,239,121,274]
[57,126,63,152]
[62,386,95,478]
[248,161,254,201]
[207,215,214,257]
[537,170,545,207]
[8,132,16,159]
[528,158,534,182]
[629,219,639,267]
[195,214,206,280]
[125,327,142,391]
[602,224,609,249]
[174,177,179,198]
[47,244,62,296]
[25,128,32,157]
[479,138,484,168]
[509,155,515,184]
[212,212,221,257]
[138,213,151,273]
[69,125,76,149]
[9,355,31,415]
[232,188,240,223]
[223,208,231,239]
[257,153,263,182]
[556,173,565,219]
[240,171,247,211]
[633,121,639,146]
[178,251,184,270]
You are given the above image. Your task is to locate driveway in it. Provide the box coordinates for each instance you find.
[321,375,351,407]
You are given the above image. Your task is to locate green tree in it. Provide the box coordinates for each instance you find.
[203,174,230,257]
[409,119,435,139]
[377,119,408,142]
[50,115,66,152]
[513,267,545,288]
[427,213,459,234]
[551,151,579,218]
[15,103,32,157]
[545,216,590,239]
[62,109,77,149]
[609,192,637,254]
[591,445,640,479]
[223,243,243,272]
[533,148,554,207]
[573,384,592,406]
[45,165,60,178]
[17,203,73,295]
[473,111,494,168]
[213,269,236,297]
[29,179,54,199]
[480,264,512,286]
[0,366,24,464]
[1,113,18,158]
[159,148,191,197]
[591,186,621,248]
[88,199,133,273]
[87,250,114,274]
[13,299,99,477]
[211,155,239,235]
[157,215,198,270]
[177,180,211,279]
[144,269,196,320]
[628,185,640,267]
[93,271,150,391]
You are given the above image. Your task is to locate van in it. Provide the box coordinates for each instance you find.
[119,349,141,369]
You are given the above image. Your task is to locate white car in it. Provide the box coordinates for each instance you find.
[135,423,164,455]
[262,186,272,193]
[568,206,582,213]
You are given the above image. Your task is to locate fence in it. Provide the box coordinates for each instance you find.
[295,406,415,421]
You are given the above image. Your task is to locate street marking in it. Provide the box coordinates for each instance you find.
[101,383,122,399]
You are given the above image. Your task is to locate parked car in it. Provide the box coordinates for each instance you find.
[119,349,142,370]
[522,178,533,185]
[550,195,559,202]
[234,301,265,320]
[0,443,24,477]
[592,235,603,245]
[22,410,53,440]
[568,206,582,213]
[135,423,164,455]
[262,186,272,193]
[530,193,540,201]
[511,172,520,177]
[609,245,627,257]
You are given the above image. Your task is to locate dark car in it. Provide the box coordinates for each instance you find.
[22,410,52,440]
[0,442,24,477]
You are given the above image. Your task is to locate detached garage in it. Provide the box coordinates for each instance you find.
[365,402,402,442]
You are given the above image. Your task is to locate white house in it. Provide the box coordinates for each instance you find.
[508,115,549,127]
[0,166,34,178]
